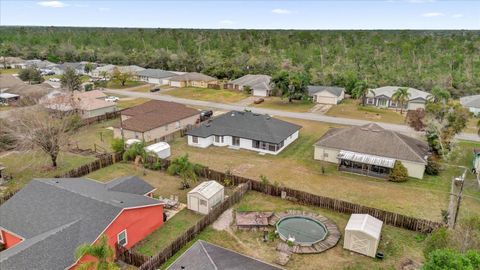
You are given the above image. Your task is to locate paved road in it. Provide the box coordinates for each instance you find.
[106,89,480,142]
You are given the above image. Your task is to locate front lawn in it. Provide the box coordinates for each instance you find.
[326,99,406,124]
[164,87,248,103]
[107,80,147,89]
[252,97,315,112]
[161,191,427,270]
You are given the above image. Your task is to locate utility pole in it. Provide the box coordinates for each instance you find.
[448,168,466,229]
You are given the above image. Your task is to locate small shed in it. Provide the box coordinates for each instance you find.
[344,214,383,258]
[187,180,224,214]
[145,142,171,159]
[0,92,20,104]
[125,139,142,148]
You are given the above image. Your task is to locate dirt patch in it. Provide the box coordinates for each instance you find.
[212,208,233,231]
[232,163,255,175]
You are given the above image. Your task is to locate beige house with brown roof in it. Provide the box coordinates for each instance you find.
[169,72,217,88]
[314,123,429,179]
[113,100,200,142]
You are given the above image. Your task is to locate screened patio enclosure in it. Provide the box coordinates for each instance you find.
[337,150,395,179]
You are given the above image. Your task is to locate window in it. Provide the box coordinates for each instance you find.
[324,152,329,158]
[214,135,223,143]
[117,230,127,247]
[252,140,260,149]
[0,230,3,244]
[175,121,180,128]
[200,199,207,206]
[390,101,397,107]
[268,144,276,152]
[192,136,198,143]
[232,137,240,146]
[367,98,375,105]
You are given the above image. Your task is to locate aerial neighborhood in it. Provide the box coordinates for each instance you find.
[0,3,479,270]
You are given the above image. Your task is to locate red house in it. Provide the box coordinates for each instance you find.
[0,177,163,270]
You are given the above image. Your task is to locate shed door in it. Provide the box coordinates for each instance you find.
[189,196,199,212]
[350,234,370,255]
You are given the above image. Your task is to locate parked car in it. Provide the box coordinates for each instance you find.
[200,110,213,121]
[254,98,265,104]
[105,96,119,102]
[150,87,160,92]
[48,78,60,82]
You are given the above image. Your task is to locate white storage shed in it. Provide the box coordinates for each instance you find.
[125,139,142,148]
[344,214,383,258]
[187,181,224,214]
[145,142,171,159]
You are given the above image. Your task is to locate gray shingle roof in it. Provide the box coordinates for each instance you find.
[106,176,155,195]
[166,240,282,270]
[0,178,160,270]
[230,74,272,91]
[460,95,480,108]
[315,123,429,164]
[186,111,301,144]
[367,86,430,101]
[307,86,345,97]
[136,69,177,79]
[169,72,216,82]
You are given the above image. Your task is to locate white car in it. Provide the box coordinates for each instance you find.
[48,78,60,82]
[105,96,119,102]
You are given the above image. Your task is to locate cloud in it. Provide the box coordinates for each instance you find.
[272,8,291,14]
[98,7,111,11]
[422,12,443,17]
[407,0,436,3]
[219,20,235,26]
[452,14,463,18]
[37,1,66,8]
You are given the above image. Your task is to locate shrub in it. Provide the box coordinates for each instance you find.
[122,141,146,161]
[84,83,94,91]
[423,249,480,270]
[426,156,441,175]
[18,67,44,84]
[388,161,409,182]
[111,138,124,153]
[424,227,450,257]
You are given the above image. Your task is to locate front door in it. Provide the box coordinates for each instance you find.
[377,99,388,107]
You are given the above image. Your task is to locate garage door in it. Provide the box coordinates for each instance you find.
[316,95,336,105]
[170,81,182,87]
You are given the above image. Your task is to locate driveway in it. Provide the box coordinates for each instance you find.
[104,89,480,142]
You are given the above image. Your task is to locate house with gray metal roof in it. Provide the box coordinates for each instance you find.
[136,69,177,85]
[366,86,431,111]
[314,123,429,179]
[166,240,282,270]
[228,74,273,97]
[307,85,345,105]
[186,111,301,155]
[460,94,480,116]
[0,177,163,270]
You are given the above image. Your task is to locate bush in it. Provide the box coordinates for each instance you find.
[111,138,124,153]
[425,156,441,175]
[122,141,146,161]
[423,249,480,270]
[84,83,94,91]
[388,161,409,182]
[18,67,44,84]
[424,227,450,257]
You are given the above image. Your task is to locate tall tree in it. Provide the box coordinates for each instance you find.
[75,235,119,270]
[429,87,451,104]
[18,67,44,84]
[61,67,82,91]
[111,68,132,87]
[351,80,370,106]
[271,70,309,102]
[167,154,202,189]
[391,87,411,114]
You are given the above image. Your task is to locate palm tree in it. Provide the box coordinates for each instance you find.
[352,80,369,106]
[392,87,411,114]
[167,154,202,189]
[75,235,119,270]
[429,87,451,104]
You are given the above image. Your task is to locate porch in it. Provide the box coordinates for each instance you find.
[337,150,395,179]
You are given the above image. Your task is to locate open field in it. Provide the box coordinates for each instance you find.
[161,192,427,270]
[164,87,248,103]
[70,118,119,152]
[0,151,96,192]
[326,99,406,124]
[169,117,480,221]
[252,97,315,112]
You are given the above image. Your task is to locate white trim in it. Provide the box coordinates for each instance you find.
[143,188,157,196]
[0,226,25,242]
[117,229,128,247]
[0,230,4,244]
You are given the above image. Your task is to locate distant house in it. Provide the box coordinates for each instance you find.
[228,74,272,97]
[169,72,217,88]
[166,240,282,270]
[41,90,117,118]
[0,92,20,104]
[0,177,163,270]
[314,123,429,179]
[366,86,430,110]
[187,180,224,214]
[91,64,116,78]
[136,69,177,85]
[186,111,301,155]
[460,95,480,116]
[0,57,26,69]
[308,86,345,105]
[24,59,55,69]
[49,62,95,75]
[113,100,199,142]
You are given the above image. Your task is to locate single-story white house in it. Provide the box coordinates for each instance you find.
[227,74,272,97]
[186,111,301,155]
[366,86,431,111]
[168,72,218,88]
[136,69,178,85]
[314,123,429,179]
[307,86,345,105]
[460,95,480,116]
[187,181,224,214]
[344,214,383,258]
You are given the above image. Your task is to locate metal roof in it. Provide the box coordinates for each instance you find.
[367,86,430,101]
[188,180,224,199]
[136,69,177,79]
[460,95,480,109]
[345,214,383,239]
[307,85,345,97]
[338,150,396,168]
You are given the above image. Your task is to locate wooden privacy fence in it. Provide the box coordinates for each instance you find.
[56,152,123,178]
[0,190,16,206]
[80,111,121,126]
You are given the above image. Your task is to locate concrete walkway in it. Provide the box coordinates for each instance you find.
[104,89,480,142]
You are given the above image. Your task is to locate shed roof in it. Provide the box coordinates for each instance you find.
[0,93,20,99]
[188,180,224,199]
[460,95,480,109]
[307,86,345,97]
[345,214,383,239]
[145,142,170,153]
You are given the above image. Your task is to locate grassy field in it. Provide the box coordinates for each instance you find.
[161,192,427,270]
[169,117,479,221]
[164,87,248,103]
[465,117,479,134]
[106,80,147,89]
[0,151,96,192]
[252,97,316,112]
[0,68,20,74]
[326,99,406,124]
[70,118,118,152]
[117,97,150,109]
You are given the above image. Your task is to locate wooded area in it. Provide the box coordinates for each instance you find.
[1,27,479,96]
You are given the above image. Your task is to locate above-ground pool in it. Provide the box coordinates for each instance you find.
[276,215,328,246]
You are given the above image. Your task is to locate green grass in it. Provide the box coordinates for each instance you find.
[70,118,118,152]
[134,209,203,256]
[0,68,20,74]
[161,192,427,270]
[106,80,146,89]
[0,151,96,192]
[253,97,315,112]
[326,99,406,124]
[164,87,248,103]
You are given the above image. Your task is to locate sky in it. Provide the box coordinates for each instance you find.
[0,0,479,30]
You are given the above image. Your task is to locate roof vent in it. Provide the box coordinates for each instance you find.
[231,112,235,116]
